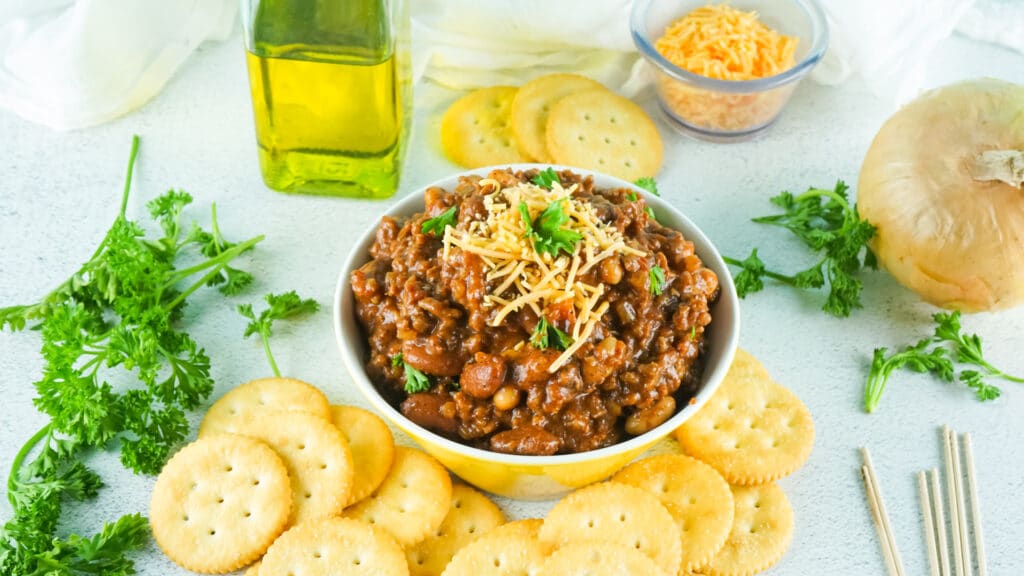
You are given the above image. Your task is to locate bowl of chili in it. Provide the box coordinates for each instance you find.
[334,166,740,499]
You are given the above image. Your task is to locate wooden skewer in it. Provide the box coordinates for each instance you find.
[944,426,965,576]
[962,433,987,576]
[950,428,973,574]
[863,465,900,576]
[861,447,905,576]
[918,470,941,576]
[931,467,952,576]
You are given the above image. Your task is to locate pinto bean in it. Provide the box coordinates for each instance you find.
[401,393,458,434]
[492,386,520,410]
[461,353,507,399]
[599,256,624,285]
[489,426,561,455]
[624,396,676,436]
[402,338,462,377]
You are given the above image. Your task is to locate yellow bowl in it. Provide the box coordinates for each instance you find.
[333,165,740,500]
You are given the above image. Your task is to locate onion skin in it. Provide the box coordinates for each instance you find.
[858,79,1024,311]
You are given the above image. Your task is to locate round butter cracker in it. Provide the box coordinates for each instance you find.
[538,541,668,576]
[260,517,409,576]
[703,483,794,576]
[150,434,291,574]
[612,453,734,572]
[406,483,506,576]
[344,446,452,547]
[330,404,395,506]
[510,73,607,162]
[230,411,354,525]
[441,86,526,168]
[442,519,549,576]
[545,89,663,181]
[675,348,815,485]
[539,482,681,576]
[199,377,330,437]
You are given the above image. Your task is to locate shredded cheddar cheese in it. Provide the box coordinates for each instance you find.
[653,4,799,132]
[443,180,644,372]
[655,4,797,81]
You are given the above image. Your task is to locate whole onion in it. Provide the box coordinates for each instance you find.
[858,79,1024,311]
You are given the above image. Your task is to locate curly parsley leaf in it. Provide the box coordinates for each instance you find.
[529,317,573,351]
[392,353,432,393]
[723,181,876,317]
[421,206,458,237]
[519,198,583,258]
[532,167,560,189]
[864,311,1018,412]
[633,177,660,196]
[239,291,320,378]
[649,265,666,296]
[932,311,1024,384]
[863,340,953,413]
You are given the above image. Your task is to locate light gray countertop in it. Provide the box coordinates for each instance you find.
[1,30,1023,575]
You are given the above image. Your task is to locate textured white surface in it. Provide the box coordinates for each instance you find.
[1,31,1023,575]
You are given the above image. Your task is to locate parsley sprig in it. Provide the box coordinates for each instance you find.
[532,167,560,189]
[0,136,262,575]
[239,291,320,377]
[633,177,660,196]
[723,181,877,318]
[519,198,583,258]
[863,311,1021,412]
[421,206,458,236]
[649,265,666,296]
[392,353,431,393]
[529,317,573,351]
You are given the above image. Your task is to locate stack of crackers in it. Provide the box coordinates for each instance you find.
[149,377,498,575]
[440,73,664,182]
[150,347,812,576]
[434,348,814,576]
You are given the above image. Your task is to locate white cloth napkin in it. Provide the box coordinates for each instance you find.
[811,0,976,103]
[412,0,648,95]
[0,0,235,130]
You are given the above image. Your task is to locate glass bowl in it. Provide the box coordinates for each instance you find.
[631,0,828,141]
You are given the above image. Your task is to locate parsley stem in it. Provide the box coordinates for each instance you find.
[209,204,225,256]
[986,364,1024,383]
[164,236,264,309]
[7,424,51,508]
[119,135,141,219]
[261,331,281,378]
[794,187,850,211]
[722,256,797,284]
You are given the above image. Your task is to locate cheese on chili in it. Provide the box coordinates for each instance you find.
[443,179,644,372]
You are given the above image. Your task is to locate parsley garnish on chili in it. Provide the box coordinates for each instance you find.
[392,353,431,393]
[634,177,660,196]
[529,317,573,351]
[519,198,583,257]
[649,265,666,295]
[421,206,458,236]
[532,167,560,189]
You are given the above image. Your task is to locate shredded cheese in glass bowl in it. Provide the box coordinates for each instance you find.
[631,0,828,141]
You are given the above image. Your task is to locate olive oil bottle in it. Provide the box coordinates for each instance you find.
[242,0,410,198]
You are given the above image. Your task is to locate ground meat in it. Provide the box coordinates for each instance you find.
[350,168,719,455]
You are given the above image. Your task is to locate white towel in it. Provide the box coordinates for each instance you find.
[411,0,648,95]
[0,0,235,130]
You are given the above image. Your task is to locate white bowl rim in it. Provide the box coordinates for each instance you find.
[333,164,740,466]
